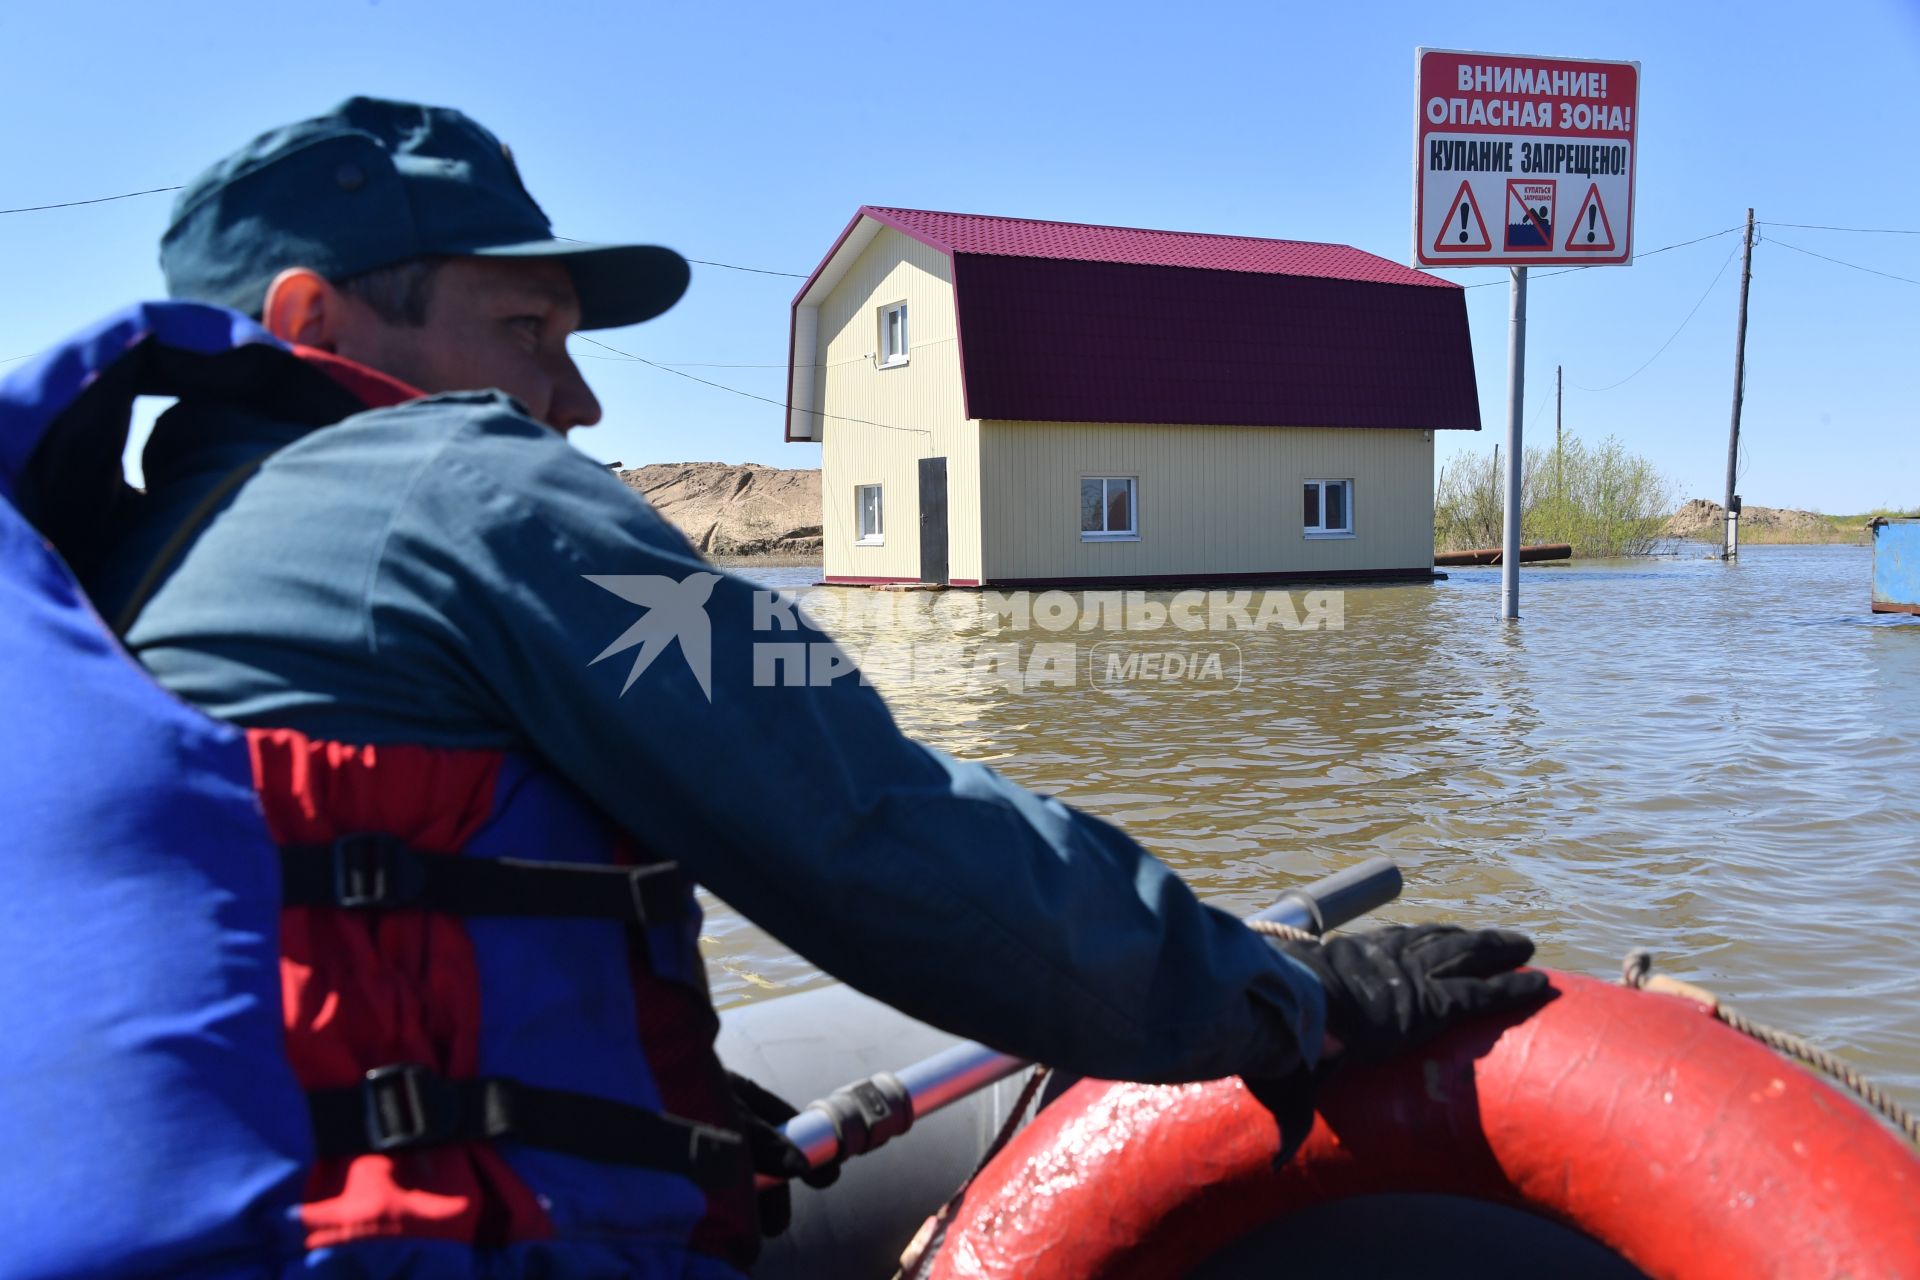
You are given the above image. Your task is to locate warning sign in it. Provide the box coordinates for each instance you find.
[1505,180,1555,251]
[1413,48,1638,267]
[1563,182,1616,252]
[1431,181,1491,253]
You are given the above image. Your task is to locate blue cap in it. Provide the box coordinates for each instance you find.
[160,97,689,330]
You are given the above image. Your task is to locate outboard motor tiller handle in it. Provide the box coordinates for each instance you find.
[1260,856,1402,932]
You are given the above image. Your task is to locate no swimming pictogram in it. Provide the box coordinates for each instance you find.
[1564,182,1617,252]
[1505,180,1556,251]
[1431,181,1491,253]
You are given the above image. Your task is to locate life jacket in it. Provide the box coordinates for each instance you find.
[0,302,759,1278]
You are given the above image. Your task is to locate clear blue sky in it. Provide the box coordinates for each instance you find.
[4,0,1915,512]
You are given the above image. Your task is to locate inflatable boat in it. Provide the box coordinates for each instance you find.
[9,305,1913,1280]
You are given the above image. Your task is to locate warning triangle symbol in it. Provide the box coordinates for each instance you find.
[1431,181,1491,253]
[1564,183,1617,253]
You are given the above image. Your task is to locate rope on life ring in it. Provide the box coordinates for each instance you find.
[1620,948,1919,1147]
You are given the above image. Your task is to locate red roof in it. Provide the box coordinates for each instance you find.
[952,255,1479,431]
[863,206,1451,288]
[787,207,1480,438]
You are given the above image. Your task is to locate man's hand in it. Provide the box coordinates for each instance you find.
[1275,923,1550,1064]
[1246,924,1550,1164]
[729,1071,841,1239]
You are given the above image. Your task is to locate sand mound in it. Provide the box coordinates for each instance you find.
[1666,498,1858,543]
[616,462,822,558]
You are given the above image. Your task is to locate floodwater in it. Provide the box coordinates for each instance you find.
[705,544,1920,1111]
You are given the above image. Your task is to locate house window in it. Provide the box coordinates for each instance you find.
[1080,477,1138,540]
[879,302,909,366]
[1303,479,1354,537]
[855,483,884,544]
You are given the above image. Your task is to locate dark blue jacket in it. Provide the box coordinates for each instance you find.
[87,356,1326,1087]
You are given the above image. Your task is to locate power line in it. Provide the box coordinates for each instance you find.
[553,235,802,279]
[1455,224,1745,288]
[576,341,953,371]
[1569,243,1739,392]
[705,337,953,369]
[684,258,807,279]
[571,334,932,436]
[1765,237,1920,288]
[1762,221,1920,236]
[1534,381,1556,423]
[573,354,854,370]
[1462,265,1584,288]
[573,353,794,368]
[2,197,804,283]
[0,185,183,216]
[1637,225,1747,258]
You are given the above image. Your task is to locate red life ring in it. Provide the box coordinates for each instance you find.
[926,972,1920,1279]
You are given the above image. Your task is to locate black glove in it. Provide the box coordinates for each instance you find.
[729,1071,841,1239]
[1245,924,1550,1165]
[1273,923,1550,1064]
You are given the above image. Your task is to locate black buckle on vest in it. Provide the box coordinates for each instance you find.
[628,862,678,928]
[363,1063,436,1151]
[333,834,399,909]
[287,838,683,927]
[309,1068,748,1189]
[685,1121,748,1189]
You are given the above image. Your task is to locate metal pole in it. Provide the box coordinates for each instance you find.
[778,858,1404,1172]
[1502,267,1528,619]
[1723,208,1755,560]
[1555,363,1563,497]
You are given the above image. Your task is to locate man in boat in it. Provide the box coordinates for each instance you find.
[70,98,1546,1275]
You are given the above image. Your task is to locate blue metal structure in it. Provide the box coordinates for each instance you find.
[1871,518,1920,615]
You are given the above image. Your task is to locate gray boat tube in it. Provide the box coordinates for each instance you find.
[718,982,1042,1279]
[717,858,1402,1279]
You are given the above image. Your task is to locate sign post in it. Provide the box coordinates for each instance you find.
[1414,48,1640,619]
[1504,265,1527,620]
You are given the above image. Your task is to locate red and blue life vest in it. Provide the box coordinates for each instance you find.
[0,303,758,1278]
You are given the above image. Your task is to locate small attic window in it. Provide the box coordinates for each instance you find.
[879,302,909,367]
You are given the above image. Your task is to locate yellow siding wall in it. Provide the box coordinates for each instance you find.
[978,422,1436,582]
[815,227,981,582]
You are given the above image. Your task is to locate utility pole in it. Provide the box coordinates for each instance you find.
[1556,364,1563,497]
[1723,208,1755,559]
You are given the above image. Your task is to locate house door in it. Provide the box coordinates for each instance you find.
[918,456,949,585]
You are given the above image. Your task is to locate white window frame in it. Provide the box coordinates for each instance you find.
[1080,476,1140,542]
[1303,478,1355,538]
[855,483,884,545]
[878,302,909,367]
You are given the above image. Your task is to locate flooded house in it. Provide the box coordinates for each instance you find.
[786,206,1481,587]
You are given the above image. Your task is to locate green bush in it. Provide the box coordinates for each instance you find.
[1435,434,1673,557]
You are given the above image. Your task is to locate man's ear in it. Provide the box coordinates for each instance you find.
[261,268,343,349]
